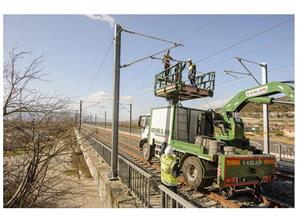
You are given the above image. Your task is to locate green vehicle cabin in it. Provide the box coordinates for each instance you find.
[138,62,294,197]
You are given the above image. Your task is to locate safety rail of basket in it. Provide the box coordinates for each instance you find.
[154,62,215,93]
[196,71,216,91]
[154,62,185,92]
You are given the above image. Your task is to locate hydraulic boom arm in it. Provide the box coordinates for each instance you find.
[215,81,294,147]
[221,81,294,114]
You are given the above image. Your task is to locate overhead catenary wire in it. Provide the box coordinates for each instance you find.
[179,15,219,43]
[83,102,105,110]
[122,28,184,46]
[126,18,293,94]
[122,17,220,94]
[121,16,219,88]
[119,103,130,113]
[120,26,185,68]
[121,19,293,106]
[121,45,180,68]
[121,61,156,88]
[217,64,294,88]
[194,17,293,63]
[216,76,250,87]
[86,39,113,93]
[204,35,293,71]
[85,24,126,94]
[268,64,294,73]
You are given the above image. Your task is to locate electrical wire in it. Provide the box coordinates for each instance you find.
[179,15,219,43]
[204,35,293,71]
[84,104,104,110]
[126,82,154,96]
[86,40,113,93]
[122,17,221,94]
[121,61,156,88]
[194,17,293,63]
[86,24,126,94]
[121,45,180,68]
[121,16,219,89]
[216,76,250,87]
[119,103,130,113]
[122,28,183,46]
[268,64,294,73]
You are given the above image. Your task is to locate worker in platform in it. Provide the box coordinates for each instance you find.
[160,145,180,194]
[162,50,173,78]
[187,59,197,87]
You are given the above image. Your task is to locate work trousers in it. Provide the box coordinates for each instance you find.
[190,78,196,87]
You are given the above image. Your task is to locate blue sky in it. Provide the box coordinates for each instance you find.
[3,15,294,121]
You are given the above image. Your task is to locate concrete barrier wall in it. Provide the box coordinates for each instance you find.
[75,129,141,208]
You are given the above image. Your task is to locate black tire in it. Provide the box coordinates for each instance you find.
[143,143,154,162]
[204,178,214,187]
[182,156,206,190]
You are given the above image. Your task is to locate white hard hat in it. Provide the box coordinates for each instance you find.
[187,58,192,62]
[165,145,173,156]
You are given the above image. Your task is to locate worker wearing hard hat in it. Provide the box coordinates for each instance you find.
[160,145,180,193]
[162,50,173,78]
[187,59,197,87]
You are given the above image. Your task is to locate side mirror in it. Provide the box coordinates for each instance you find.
[138,116,146,128]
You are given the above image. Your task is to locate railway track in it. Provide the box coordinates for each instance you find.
[81,124,294,208]
[275,161,294,181]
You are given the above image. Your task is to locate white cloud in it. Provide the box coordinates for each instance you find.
[84,91,134,104]
[120,95,134,103]
[84,14,115,28]
[85,91,112,103]
[195,98,231,110]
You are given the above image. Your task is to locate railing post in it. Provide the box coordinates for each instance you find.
[147,178,150,207]
[164,193,168,208]
[128,165,131,189]
[161,190,165,208]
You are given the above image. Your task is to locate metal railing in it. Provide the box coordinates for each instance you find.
[196,72,215,90]
[154,62,185,91]
[80,129,151,207]
[154,62,215,93]
[250,140,294,161]
[250,141,262,149]
[159,185,196,208]
[118,157,151,207]
[271,143,294,161]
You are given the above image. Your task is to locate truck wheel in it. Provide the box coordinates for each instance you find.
[182,156,206,190]
[143,143,153,162]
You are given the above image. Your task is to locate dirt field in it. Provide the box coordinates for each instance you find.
[55,146,104,208]
[247,134,294,145]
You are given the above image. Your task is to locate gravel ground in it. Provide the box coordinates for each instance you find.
[262,180,294,207]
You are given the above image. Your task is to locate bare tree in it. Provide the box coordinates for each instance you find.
[3,48,80,208]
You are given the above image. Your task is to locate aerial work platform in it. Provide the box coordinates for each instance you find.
[154,62,215,101]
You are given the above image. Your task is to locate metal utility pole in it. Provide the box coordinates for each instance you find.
[261,63,270,154]
[109,23,122,180]
[105,111,107,128]
[75,110,78,125]
[129,103,132,134]
[79,100,82,132]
